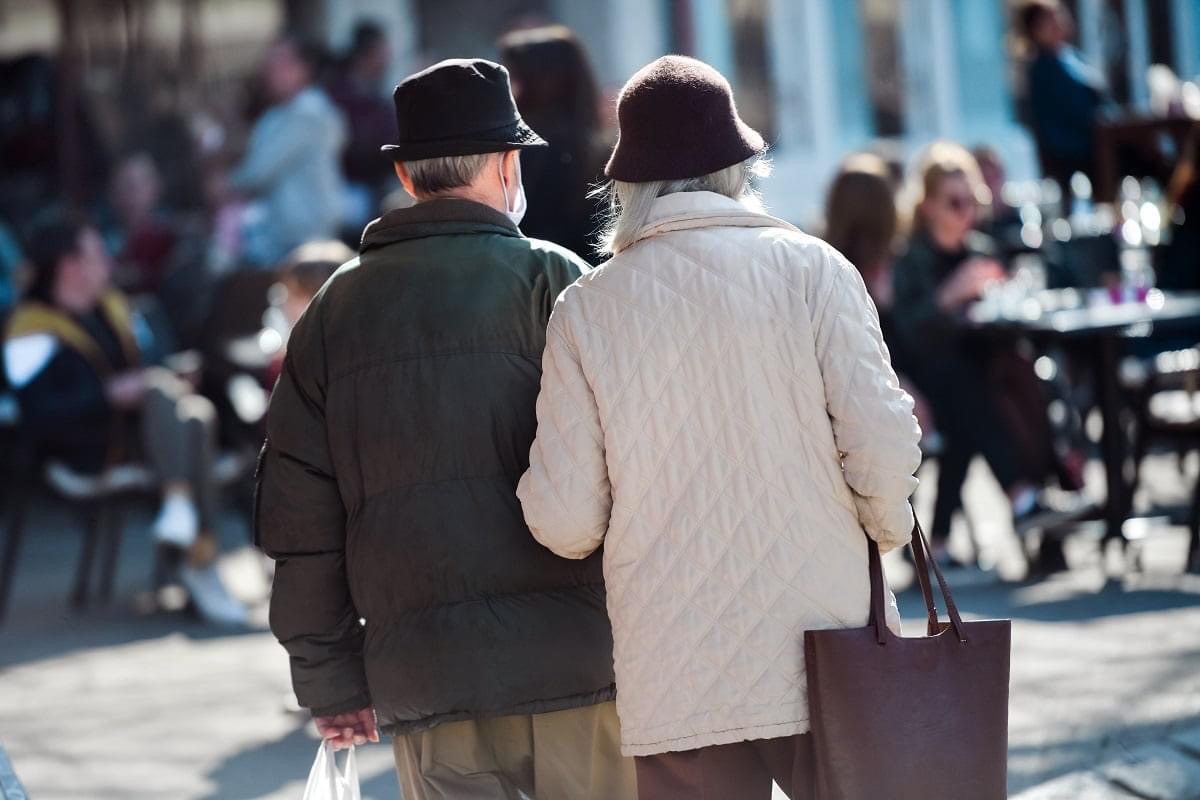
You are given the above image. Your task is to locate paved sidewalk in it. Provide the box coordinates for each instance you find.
[1,456,1198,798]
[1013,725,1200,799]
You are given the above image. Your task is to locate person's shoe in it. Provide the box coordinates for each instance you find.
[153,494,199,550]
[1013,496,1083,536]
[1055,449,1088,492]
[1027,535,1070,576]
[180,563,248,626]
[932,549,975,571]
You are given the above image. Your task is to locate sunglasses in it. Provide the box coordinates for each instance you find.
[941,194,976,214]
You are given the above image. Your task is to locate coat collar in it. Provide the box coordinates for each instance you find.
[626,191,800,249]
[360,198,520,252]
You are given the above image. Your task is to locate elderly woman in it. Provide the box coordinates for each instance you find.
[517,56,922,799]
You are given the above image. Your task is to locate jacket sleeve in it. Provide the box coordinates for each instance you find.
[255,302,370,716]
[813,248,922,553]
[517,308,611,559]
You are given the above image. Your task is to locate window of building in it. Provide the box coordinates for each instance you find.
[724,0,775,143]
[857,0,904,137]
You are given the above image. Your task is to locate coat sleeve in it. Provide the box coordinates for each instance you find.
[255,301,370,717]
[812,248,923,553]
[517,307,611,559]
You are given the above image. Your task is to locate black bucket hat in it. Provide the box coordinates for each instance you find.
[381,58,548,161]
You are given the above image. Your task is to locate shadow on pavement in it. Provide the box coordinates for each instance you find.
[898,575,1200,624]
[200,723,401,800]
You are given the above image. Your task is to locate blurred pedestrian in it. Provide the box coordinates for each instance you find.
[102,152,179,296]
[261,240,354,389]
[1021,0,1107,202]
[972,144,1024,255]
[1161,125,1200,293]
[229,35,346,267]
[824,152,934,435]
[4,210,244,624]
[518,56,922,799]
[329,20,396,225]
[498,25,606,261]
[0,218,24,316]
[256,58,634,799]
[892,141,1077,570]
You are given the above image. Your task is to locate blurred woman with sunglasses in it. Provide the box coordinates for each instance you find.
[892,141,1078,572]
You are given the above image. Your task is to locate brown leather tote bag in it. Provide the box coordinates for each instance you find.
[804,521,1011,800]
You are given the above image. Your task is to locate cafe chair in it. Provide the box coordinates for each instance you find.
[0,425,156,623]
[0,427,256,625]
[1127,345,1200,574]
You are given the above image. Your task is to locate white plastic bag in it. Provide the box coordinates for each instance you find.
[302,741,361,800]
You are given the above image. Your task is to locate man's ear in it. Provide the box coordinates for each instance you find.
[502,150,521,185]
[394,161,417,198]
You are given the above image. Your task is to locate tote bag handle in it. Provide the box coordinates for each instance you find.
[866,516,968,645]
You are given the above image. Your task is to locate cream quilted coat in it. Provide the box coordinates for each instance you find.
[517,190,922,756]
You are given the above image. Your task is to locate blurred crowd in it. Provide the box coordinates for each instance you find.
[1,0,1198,624]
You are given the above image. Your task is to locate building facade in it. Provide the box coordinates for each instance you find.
[320,0,1200,224]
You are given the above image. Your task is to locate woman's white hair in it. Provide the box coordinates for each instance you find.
[595,154,772,256]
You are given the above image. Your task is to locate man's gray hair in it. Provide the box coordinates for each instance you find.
[596,155,772,255]
[402,153,494,196]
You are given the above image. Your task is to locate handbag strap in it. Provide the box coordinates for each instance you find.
[867,515,969,644]
[908,519,941,636]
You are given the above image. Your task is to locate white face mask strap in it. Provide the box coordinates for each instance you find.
[499,156,512,214]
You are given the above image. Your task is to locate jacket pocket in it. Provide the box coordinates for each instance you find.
[251,439,270,550]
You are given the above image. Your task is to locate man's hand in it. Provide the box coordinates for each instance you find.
[314,707,379,751]
[105,369,148,410]
[937,257,1005,312]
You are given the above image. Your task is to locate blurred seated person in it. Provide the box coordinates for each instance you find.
[264,240,354,387]
[328,20,395,226]
[0,218,24,317]
[498,25,607,262]
[101,152,179,296]
[823,153,934,436]
[972,145,1024,255]
[229,35,347,268]
[3,210,245,624]
[892,142,1080,570]
[212,240,353,437]
[1161,125,1200,293]
[1021,0,1108,202]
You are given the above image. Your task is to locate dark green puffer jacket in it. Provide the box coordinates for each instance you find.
[255,199,615,734]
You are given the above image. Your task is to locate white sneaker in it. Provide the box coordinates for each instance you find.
[180,564,248,626]
[153,494,199,550]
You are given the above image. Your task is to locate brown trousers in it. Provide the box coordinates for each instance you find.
[635,734,815,800]
[393,701,636,800]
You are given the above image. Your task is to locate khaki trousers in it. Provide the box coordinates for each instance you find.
[393,701,636,800]
[634,734,815,800]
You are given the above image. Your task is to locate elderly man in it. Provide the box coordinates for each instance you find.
[255,59,634,799]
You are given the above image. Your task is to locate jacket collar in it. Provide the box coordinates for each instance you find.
[627,191,800,249]
[360,198,521,252]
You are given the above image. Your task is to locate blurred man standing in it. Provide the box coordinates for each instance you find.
[256,59,634,799]
[231,36,346,267]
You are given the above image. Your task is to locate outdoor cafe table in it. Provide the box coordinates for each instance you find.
[959,289,1200,550]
